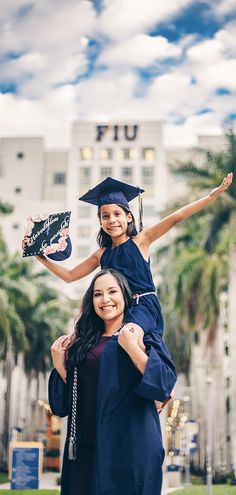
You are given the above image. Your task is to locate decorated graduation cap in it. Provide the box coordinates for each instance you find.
[23,211,72,261]
[79,177,145,230]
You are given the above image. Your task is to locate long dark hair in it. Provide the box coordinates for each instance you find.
[97,204,138,248]
[67,268,133,368]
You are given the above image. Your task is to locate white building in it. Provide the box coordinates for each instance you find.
[67,120,166,297]
[0,137,67,253]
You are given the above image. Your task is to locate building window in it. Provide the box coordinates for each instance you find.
[143,205,155,217]
[13,223,19,229]
[120,148,136,160]
[78,206,91,218]
[16,152,24,159]
[80,147,93,161]
[79,167,91,195]
[226,397,230,414]
[53,173,66,185]
[15,187,22,193]
[78,246,90,258]
[142,166,154,196]
[80,167,91,183]
[142,147,155,161]
[122,167,133,182]
[79,225,91,238]
[100,167,113,180]
[226,377,230,388]
[99,148,113,160]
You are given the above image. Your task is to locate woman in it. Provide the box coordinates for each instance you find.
[49,268,176,495]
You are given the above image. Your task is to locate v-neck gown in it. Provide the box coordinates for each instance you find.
[60,336,110,495]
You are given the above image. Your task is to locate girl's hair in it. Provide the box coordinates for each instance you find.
[67,268,133,368]
[97,204,138,248]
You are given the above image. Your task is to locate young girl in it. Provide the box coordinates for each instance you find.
[29,173,233,340]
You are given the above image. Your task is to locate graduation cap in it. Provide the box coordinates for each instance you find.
[79,177,145,230]
[23,211,72,261]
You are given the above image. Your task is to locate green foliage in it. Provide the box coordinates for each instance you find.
[0,234,71,374]
[170,486,236,495]
[158,130,235,374]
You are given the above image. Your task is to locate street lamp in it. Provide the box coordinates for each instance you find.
[206,376,213,495]
[183,395,191,486]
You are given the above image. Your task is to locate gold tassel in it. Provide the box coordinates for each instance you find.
[68,438,77,460]
[138,193,143,232]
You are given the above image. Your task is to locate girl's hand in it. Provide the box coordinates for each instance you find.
[118,323,145,353]
[22,235,30,251]
[210,172,233,199]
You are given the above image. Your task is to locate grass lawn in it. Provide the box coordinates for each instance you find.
[171,486,236,495]
[0,473,9,484]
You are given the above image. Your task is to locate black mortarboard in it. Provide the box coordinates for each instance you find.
[23,211,72,261]
[79,177,144,208]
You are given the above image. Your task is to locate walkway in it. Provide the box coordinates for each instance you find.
[0,471,182,493]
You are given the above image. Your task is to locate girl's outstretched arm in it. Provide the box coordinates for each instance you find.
[142,172,233,245]
[34,248,102,283]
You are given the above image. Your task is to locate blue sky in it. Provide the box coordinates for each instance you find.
[0,0,235,147]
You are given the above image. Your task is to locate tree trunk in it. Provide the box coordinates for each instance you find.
[2,336,14,468]
[229,211,236,479]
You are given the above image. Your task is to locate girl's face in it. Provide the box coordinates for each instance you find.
[93,273,125,324]
[99,204,132,239]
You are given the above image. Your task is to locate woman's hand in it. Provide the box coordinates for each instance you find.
[210,172,233,199]
[51,336,68,382]
[118,323,145,353]
[58,332,77,349]
[118,324,148,374]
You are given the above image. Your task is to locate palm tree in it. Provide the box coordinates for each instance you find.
[0,198,72,466]
[157,131,235,377]
[171,129,236,251]
[0,244,34,466]
[0,243,71,466]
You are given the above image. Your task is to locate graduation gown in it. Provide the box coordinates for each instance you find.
[49,330,177,495]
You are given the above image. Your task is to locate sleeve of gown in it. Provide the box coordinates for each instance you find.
[48,368,69,417]
[134,335,177,402]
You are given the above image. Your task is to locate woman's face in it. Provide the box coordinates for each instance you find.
[93,273,125,324]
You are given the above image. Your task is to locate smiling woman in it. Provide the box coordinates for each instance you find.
[93,272,126,333]
[49,268,176,495]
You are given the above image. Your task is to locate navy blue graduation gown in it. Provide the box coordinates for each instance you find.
[49,329,177,495]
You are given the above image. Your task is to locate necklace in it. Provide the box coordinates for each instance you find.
[102,323,124,337]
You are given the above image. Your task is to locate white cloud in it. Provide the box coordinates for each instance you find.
[0,86,77,147]
[211,0,236,17]
[0,1,96,97]
[0,1,235,149]
[97,0,194,40]
[98,34,181,68]
[185,34,236,91]
[215,20,236,57]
